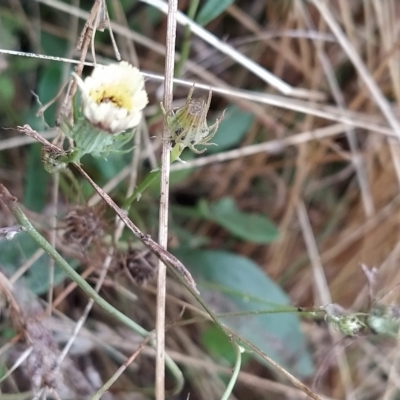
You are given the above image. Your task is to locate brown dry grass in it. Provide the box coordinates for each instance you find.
[2,0,400,399]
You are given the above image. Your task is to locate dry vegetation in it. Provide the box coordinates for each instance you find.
[1,0,400,399]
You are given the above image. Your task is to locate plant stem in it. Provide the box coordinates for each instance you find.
[90,336,151,400]
[174,0,200,77]
[0,184,148,335]
[157,0,177,398]
[47,172,59,315]
[220,341,242,400]
[0,184,184,395]
[123,145,184,209]
[123,168,160,207]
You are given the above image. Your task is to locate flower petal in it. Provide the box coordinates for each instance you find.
[74,61,148,134]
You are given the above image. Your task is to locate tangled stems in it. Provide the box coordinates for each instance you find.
[0,184,184,395]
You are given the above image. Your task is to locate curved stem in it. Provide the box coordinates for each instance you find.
[123,168,160,208]
[220,340,242,400]
[0,184,184,394]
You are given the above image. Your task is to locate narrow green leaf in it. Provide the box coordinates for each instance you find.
[196,0,234,26]
[201,197,279,243]
[175,249,314,377]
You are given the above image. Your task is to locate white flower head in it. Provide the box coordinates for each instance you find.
[73,61,148,134]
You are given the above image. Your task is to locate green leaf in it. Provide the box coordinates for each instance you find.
[37,65,62,125]
[37,32,66,125]
[208,105,254,154]
[196,0,234,26]
[82,152,130,184]
[171,224,210,249]
[202,325,251,366]
[0,75,15,102]
[41,31,67,57]
[202,325,235,364]
[175,249,314,377]
[23,144,48,212]
[200,197,279,244]
[0,233,77,295]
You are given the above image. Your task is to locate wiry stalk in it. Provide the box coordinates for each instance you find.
[156,0,178,398]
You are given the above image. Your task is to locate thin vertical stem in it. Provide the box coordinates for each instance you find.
[174,0,199,77]
[156,0,178,399]
[47,172,59,315]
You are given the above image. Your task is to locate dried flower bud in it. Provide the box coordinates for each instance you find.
[73,61,148,134]
[41,143,69,173]
[325,304,365,337]
[62,206,104,249]
[368,303,400,337]
[161,85,225,156]
[118,248,158,286]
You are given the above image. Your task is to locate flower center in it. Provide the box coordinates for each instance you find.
[89,83,132,110]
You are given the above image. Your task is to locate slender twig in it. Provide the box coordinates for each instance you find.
[141,0,323,100]
[0,184,149,334]
[170,123,348,171]
[0,49,396,137]
[157,1,177,398]
[235,331,321,400]
[311,0,400,189]
[89,336,151,400]
[10,248,44,284]
[59,125,144,372]
[0,183,185,394]
[311,0,400,135]
[0,131,56,151]
[297,2,374,217]
[56,0,139,367]
[17,124,198,293]
[297,201,354,400]
[0,175,319,399]
[0,347,33,384]
[47,173,59,315]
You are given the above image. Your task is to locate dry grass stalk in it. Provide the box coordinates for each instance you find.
[3,1,400,399]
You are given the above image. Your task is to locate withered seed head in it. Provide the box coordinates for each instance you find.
[118,248,158,286]
[160,85,225,156]
[62,205,104,249]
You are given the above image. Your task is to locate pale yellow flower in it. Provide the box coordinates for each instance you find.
[73,61,148,134]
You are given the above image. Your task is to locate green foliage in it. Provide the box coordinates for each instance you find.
[196,0,234,26]
[36,32,67,124]
[172,225,210,249]
[198,197,279,243]
[0,74,15,102]
[202,325,251,366]
[207,105,254,153]
[41,31,68,58]
[23,144,49,212]
[0,328,15,340]
[0,8,24,43]
[175,249,314,377]
[82,152,131,184]
[0,233,77,295]
[37,65,63,125]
